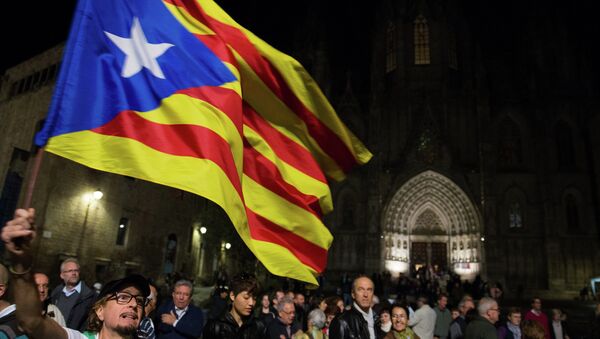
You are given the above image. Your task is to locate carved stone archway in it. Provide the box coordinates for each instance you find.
[382,171,483,280]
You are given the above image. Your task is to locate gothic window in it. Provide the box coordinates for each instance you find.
[508,202,523,228]
[386,21,397,73]
[342,200,357,231]
[555,121,575,170]
[414,15,430,65]
[565,194,580,231]
[498,118,523,168]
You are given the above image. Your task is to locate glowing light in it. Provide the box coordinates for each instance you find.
[225,242,231,250]
[200,227,207,234]
[92,190,103,201]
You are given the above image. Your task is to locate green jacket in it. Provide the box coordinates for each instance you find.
[465,316,497,339]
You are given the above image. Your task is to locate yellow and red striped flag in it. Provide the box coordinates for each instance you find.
[36,0,371,284]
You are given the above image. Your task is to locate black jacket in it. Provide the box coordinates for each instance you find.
[329,306,373,339]
[50,281,96,331]
[203,311,266,339]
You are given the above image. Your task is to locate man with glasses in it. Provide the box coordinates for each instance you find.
[156,279,204,338]
[50,257,96,331]
[1,208,150,339]
[464,297,500,339]
[267,297,300,339]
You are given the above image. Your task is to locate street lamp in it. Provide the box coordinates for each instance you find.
[200,226,207,234]
[77,189,103,256]
[225,242,231,250]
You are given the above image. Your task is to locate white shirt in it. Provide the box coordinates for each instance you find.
[353,302,375,339]
[173,305,188,327]
[65,327,98,339]
[63,281,82,297]
[0,304,16,318]
[408,304,437,339]
[552,321,564,339]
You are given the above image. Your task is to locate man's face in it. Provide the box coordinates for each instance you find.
[172,285,192,309]
[34,273,50,302]
[451,310,460,319]
[275,291,285,304]
[231,291,256,317]
[144,285,158,315]
[486,302,500,323]
[97,286,144,336]
[508,312,521,326]
[438,296,448,310]
[294,293,305,306]
[532,299,542,311]
[461,300,475,315]
[60,262,80,287]
[278,302,295,325]
[351,277,374,311]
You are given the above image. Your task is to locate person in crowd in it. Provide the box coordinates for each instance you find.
[324,296,344,314]
[138,281,159,339]
[256,292,276,326]
[329,275,376,339]
[203,272,266,338]
[522,319,545,339]
[272,289,285,310]
[2,208,151,339]
[0,262,29,337]
[464,297,499,339]
[434,293,451,339]
[449,297,475,339]
[376,307,392,338]
[295,292,308,331]
[50,257,96,331]
[408,295,436,339]
[207,284,229,320]
[156,279,204,338]
[34,272,66,326]
[450,308,460,321]
[384,304,419,339]
[266,296,301,339]
[309,295,327,313]
[549,308,569,339]
[497,307,522,339]
[524,298,549,339]
[305,309,328,339]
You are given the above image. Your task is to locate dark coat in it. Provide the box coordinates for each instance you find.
[329,306,372,339]
[266,317,300,339]
[50,281,96,332]
[202,310,266,339]
[156,300,204,339]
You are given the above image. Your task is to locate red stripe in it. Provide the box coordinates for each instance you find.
[167,0,359,174]
[91,110,242,196]
[243,139,323,217]
[177,86,243,135]
[243,103,327,184]
[193,33,236,66]
[246,208,328,272]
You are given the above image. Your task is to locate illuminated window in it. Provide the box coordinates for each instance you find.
[508,202,523,228]
[414,15,430,65]
[386,21,397,72]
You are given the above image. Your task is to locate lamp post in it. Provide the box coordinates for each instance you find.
[197,226,207,280]
[77,189,103,256]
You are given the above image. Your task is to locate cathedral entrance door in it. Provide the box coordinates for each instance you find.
[411,242,447,272]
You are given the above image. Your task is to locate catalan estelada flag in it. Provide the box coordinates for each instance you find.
[36,0,372,284]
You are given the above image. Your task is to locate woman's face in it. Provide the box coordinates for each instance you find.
[261,295,270,308]
[380,312,390,324]
[326,313,335,326]
[391,307,408,332]
[319,300,327,311]
[337,300,345,312]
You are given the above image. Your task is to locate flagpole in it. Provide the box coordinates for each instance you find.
[23,147,45,208]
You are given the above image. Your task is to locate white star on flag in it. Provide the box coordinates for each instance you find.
[105,17,174,79]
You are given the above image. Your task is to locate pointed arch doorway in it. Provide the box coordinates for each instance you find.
[382,171,483,281]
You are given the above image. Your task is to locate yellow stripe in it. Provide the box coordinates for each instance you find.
[164,1,215,35]
[242,175,332,249]
[137,91,244,173]
[45,131,249,236]
[243,125,333,214]
[253,240,318,284]
[198,0,372,166]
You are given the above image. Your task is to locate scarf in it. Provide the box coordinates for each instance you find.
[507,322,522,339]
[381,322,392,333]
[392,326,418,339]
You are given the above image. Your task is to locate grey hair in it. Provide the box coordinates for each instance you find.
[173,279,193,292]
[307,309,326,329]
[60,258,80,272]
[477,297,497,316]
[276,296,295,312]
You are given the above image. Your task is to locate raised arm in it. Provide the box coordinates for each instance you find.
[2,209,68,339]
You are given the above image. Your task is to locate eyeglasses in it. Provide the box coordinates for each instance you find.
[488,308,500,312]
[109,292,148,307]
[62,269,80,274]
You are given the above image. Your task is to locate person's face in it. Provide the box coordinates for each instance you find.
[438,296,448,310]
[144,285,158,315]
[276,291,285,303]
[294,293,305,306]
[451,310,460,320]
[97,286,144,336]
[337,299,345,312]
[60,262,80,286]
[172,285,192,309]
[261,295,270,308]
[462,300,475,315]
[532,299,542,311]
[552,311,561,321]
[319,300,327,311]
[352,277,374,311]
[278,303,295,325]
[486,303,500,323]
[34,273,50,302]
[391,307,408,332]
[231,291,256,317]
[508,312,522,326]
[326,313,335,326]
[380,312,390,324]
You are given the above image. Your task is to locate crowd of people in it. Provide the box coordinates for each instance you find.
[1,208,600,339]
